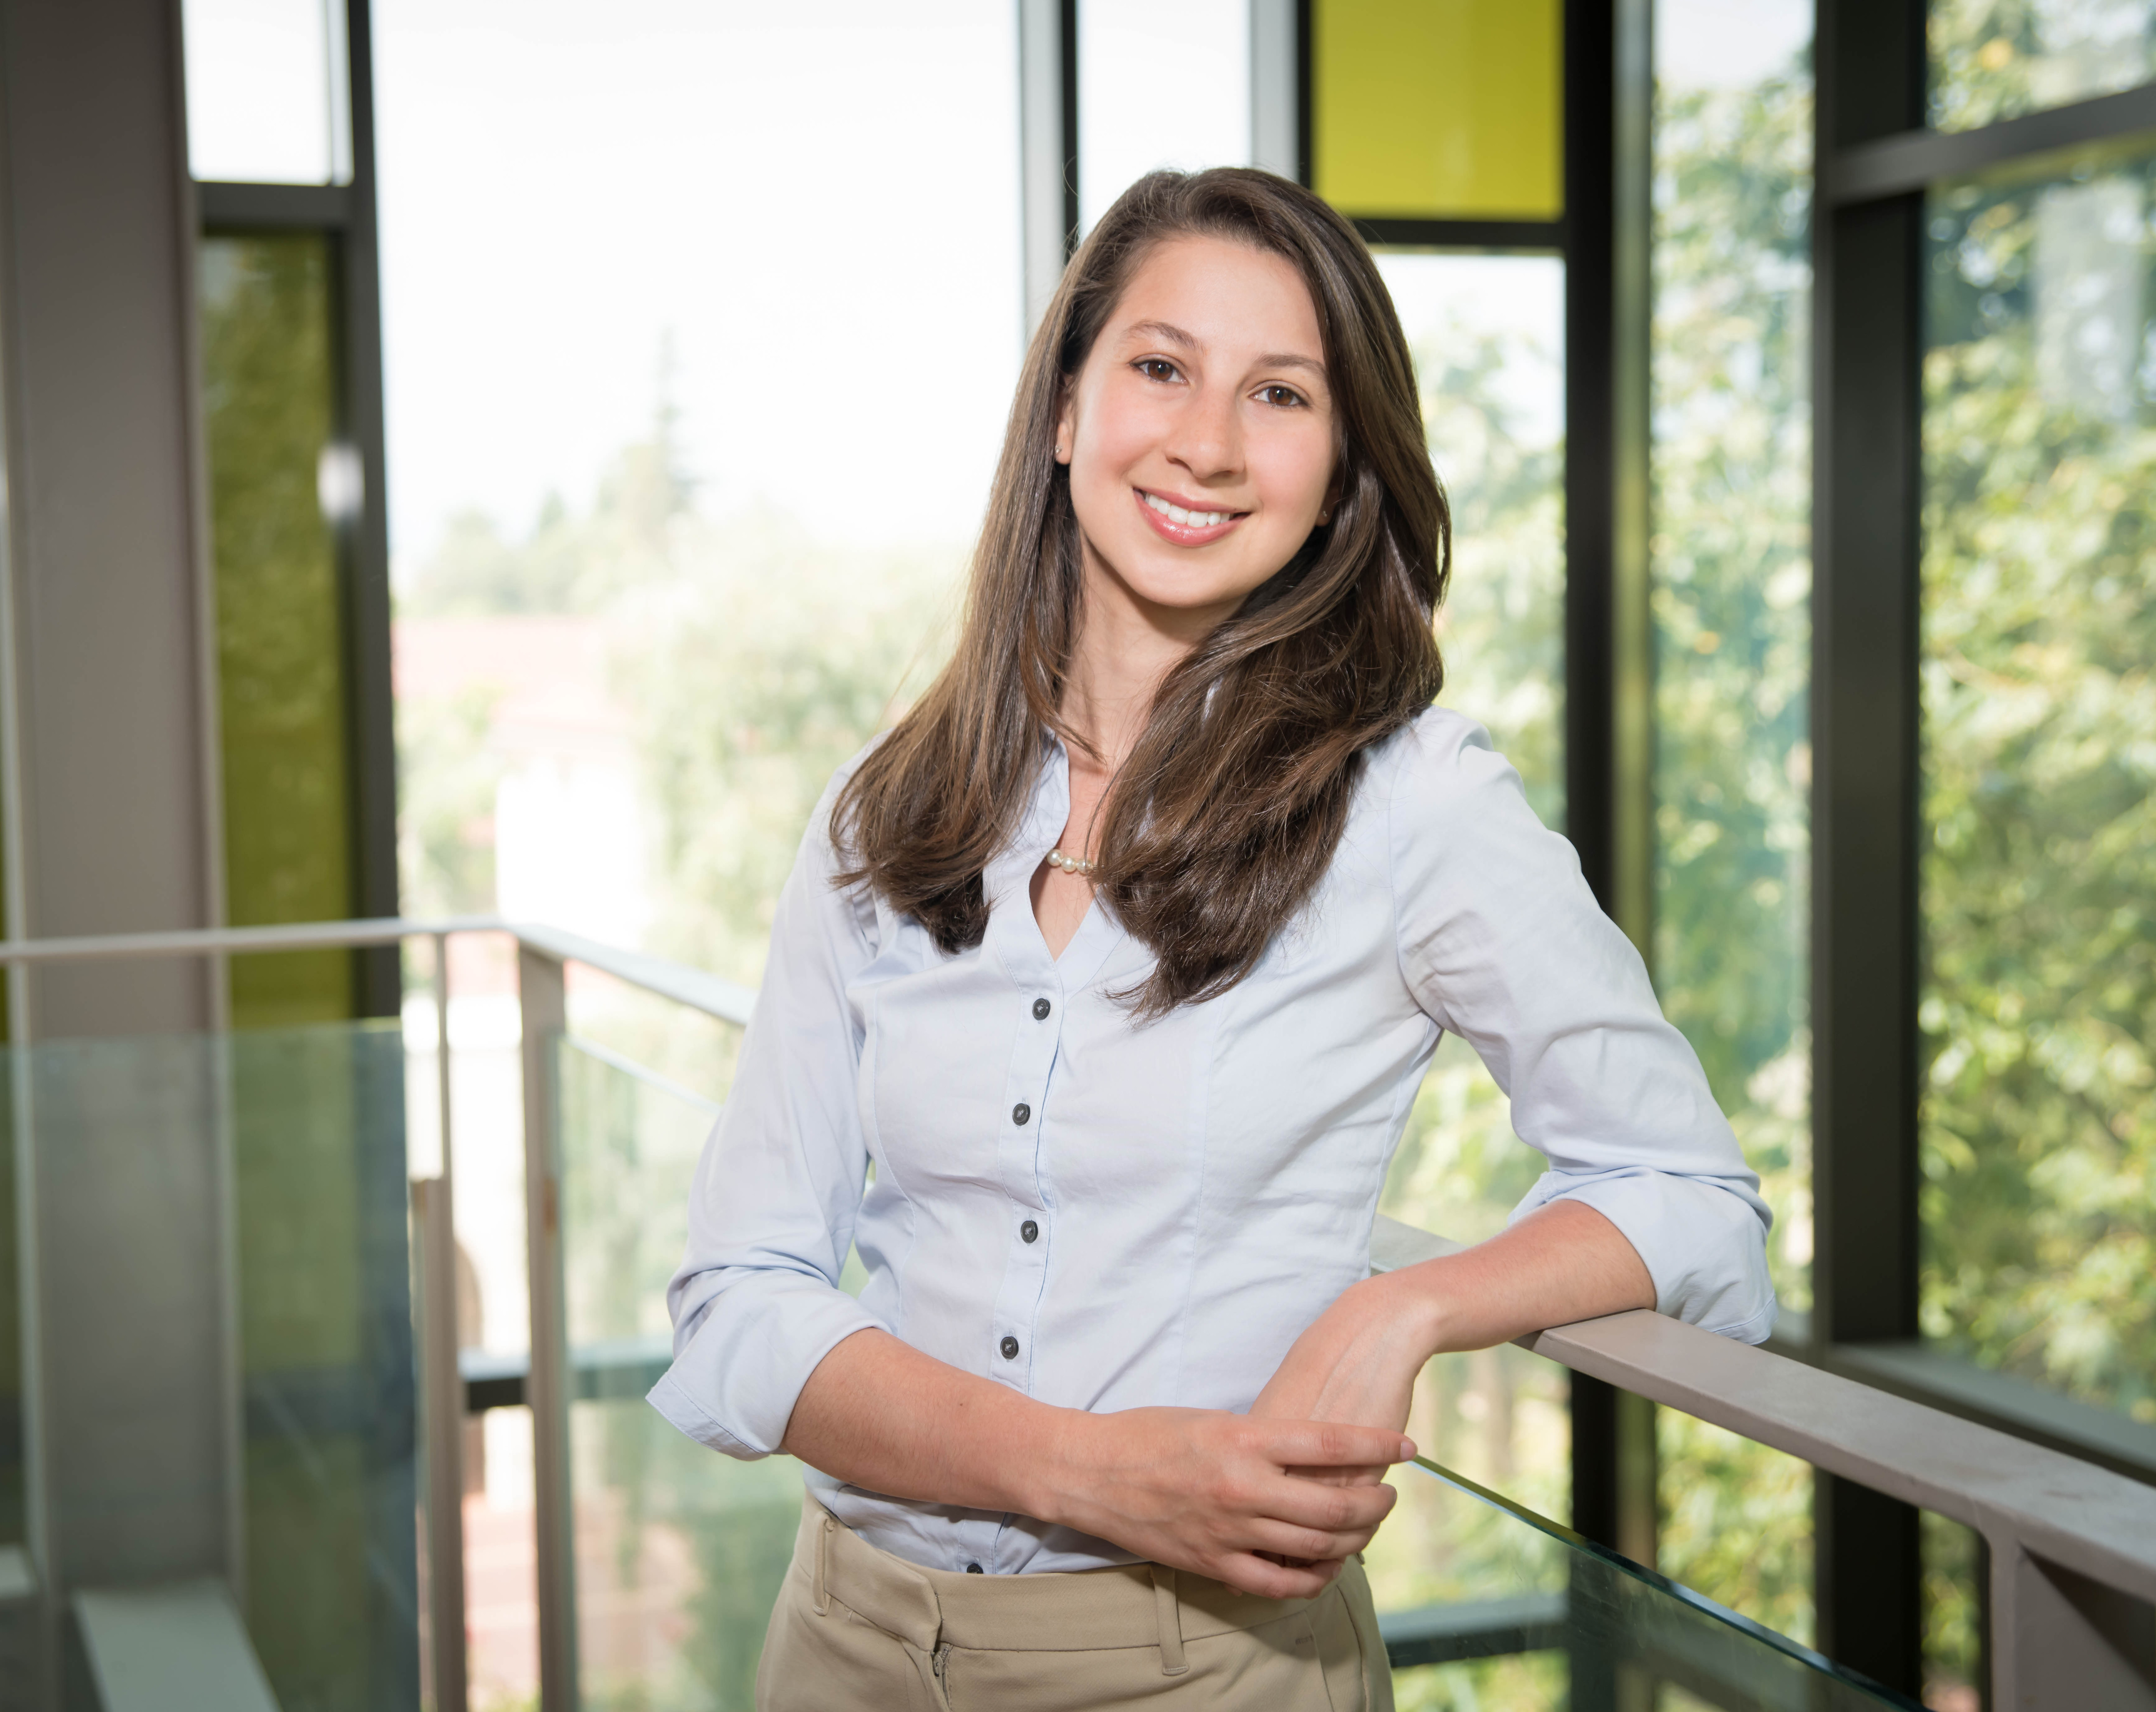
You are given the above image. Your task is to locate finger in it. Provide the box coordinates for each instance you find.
[1245,1514,1386,1564]
[1212,1552,1344,1600]
[1248,1421,1416,1469]
[1257,1473,1398,1536]
[1282,1462,1391,1486]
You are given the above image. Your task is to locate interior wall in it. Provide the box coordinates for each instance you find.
[0,0,218,1041]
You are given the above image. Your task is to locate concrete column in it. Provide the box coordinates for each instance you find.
[0,0,220,1039]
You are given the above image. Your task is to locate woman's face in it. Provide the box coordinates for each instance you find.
[1057,235,1337,635]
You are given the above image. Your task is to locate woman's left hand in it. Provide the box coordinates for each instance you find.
[1248,1270,1437,1483]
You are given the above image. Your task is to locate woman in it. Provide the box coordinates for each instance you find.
[652,168,1773,1711]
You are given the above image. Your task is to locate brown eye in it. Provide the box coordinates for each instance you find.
[1136,359,1180,382]
[1260,384,1305,408]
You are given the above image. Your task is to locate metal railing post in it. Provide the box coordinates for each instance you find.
[417,934,468,1712]
[518,944,576,1710]
[1992,1543,2156,1711]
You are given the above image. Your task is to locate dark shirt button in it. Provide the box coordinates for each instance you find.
[1032,997,1051,1020]
[966,1561,984,1573]
[1000,1335,1020,1360]
[1021,1219,1039,1244]
[1012,1102,1031,1125]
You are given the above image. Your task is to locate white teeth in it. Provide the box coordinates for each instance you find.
[1143,492,1230,528]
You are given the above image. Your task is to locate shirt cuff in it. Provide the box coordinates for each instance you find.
[1511,1168,1779,1344]
[646,1273,886,1458]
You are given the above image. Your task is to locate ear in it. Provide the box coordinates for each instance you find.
[1054,386,1075,465]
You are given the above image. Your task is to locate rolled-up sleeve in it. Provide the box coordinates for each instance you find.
[1389,711,1777,1344]
[647,774,886,1457]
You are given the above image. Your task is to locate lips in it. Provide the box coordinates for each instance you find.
[1134,487,1245,546]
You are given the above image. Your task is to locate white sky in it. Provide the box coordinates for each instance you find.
[181,1,1797,570]
[371,0,1024,566]
[1079,0,1250,234]
[1658,0,1812,92]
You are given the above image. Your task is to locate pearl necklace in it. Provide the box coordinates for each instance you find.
[1046,848,1099,878]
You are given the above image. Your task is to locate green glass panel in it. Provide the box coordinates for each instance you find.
[1381,1459,1917,1708]
[558,1034,787,1707]
[1930,0,2156,133]
[1314,0,1563,221]
[1919,153,2156,1423]
[0,1053,18,1558]
[9,1022,414,1702]
[200,233,358,1029]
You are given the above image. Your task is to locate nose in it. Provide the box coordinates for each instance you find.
[1165,378,1242,484]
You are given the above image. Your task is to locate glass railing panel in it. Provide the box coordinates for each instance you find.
[1380,1458,1919,1709]
[557,1033,798,1711]
[21,1021,416,1707]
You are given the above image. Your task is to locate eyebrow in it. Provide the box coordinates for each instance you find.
[1123,319,1329,380]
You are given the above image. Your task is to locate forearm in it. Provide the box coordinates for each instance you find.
[1394,1199,1655,1357]
[780,1327,1069,1520]
[1252,1199,1655,1435]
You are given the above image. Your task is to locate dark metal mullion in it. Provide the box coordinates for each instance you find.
[1562,0,1664,1587]
[1811,0,1928,1694]
[1059,0,1079,254]
[1294,0,1311,187]
[340,0,400,1019]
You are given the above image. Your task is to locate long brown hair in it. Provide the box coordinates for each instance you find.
[834,167,1449,1015]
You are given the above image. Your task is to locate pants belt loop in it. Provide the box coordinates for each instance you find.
[1149,1565,1188,1676]
[812,1512,834,1616]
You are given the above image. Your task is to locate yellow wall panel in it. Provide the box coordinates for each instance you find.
[1315,0,1564,221]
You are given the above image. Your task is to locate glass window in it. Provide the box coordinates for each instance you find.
[1374,250,1567,1524]
[1078,0,1250,234]
[1650,0,1817,1647]
[1312,0,1563,221]
[183,0,352,184]
[375,4,1024,1688]
[1920,152,2156,1425]
[201,232,360,1027]
[1931,0,2156,133]
[1650,0,1814,1318]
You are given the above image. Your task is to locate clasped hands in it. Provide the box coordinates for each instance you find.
[1057,1268,1436,1601]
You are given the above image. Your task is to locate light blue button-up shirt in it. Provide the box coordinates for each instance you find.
[649,706,1775,1573]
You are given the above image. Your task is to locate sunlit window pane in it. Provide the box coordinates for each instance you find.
[1930,0,2156,132]
[1650,0,1813,1317]
[1313,0,1562,221]
[1078,0,1250,233]
[1920,153,2156,1425]
[183,0,351,184]
[376,10,1022,1689]
[1376,251,1566,1531]
[1649,0,1817,1652]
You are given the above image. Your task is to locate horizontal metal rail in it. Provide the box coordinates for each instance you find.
[0,915,758,1028]
[1376,1214,2156,1708]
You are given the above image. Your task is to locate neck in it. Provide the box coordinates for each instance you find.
[1061,538,1229,774]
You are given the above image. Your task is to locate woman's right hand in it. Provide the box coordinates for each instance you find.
[1040,1407,1414,1599]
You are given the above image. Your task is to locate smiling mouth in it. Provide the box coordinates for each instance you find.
[1134,487,1247,543]
[1141,490,1239,527]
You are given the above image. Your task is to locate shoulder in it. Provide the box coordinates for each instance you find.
[1365,705,1577,902]
[1365,704,1523,821]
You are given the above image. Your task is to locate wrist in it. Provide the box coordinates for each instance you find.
[1009,1397,1094,1530]
[1373,1261,1455,1358]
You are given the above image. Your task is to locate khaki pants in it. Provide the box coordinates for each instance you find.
[757,1494,1396,1712]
